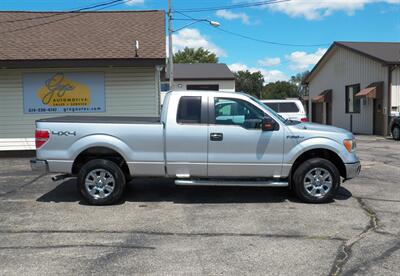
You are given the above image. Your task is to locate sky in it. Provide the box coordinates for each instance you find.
[1,0,400,83]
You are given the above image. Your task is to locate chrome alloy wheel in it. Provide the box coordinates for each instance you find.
[85,169,115,199]
[303,168,333,198]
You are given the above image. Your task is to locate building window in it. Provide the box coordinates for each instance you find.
[345,84,361,113]
[187,84,219,91]
[161,82,170,92]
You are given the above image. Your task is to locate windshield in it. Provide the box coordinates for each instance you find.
[248,95,301,125]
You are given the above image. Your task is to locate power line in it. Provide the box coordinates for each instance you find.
[0,0,127,25]
[212,26,330,47]
[174,0,290,13]
[0,0,127,36]
[175,11,330,48]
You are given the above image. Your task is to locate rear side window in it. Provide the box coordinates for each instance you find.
[177,96,202,124]
[279,102,299,113]
[264,102,279,112]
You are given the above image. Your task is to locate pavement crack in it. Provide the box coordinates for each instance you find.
[0,229,345,241]
[342,239,400,276]
[0,244,155,250]
[329,197,379,276]
[354,196,400,203]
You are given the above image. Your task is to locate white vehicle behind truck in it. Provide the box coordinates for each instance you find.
[261,99,308,122]
[31,91,360,205]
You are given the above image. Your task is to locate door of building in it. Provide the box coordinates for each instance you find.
[373,98,384,135]
[326,102,332,125]
[312,102,324,124]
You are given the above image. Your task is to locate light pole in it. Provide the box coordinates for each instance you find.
[168,0,174,90]
[167,0,220,90]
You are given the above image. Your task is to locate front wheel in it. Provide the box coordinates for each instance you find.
[392,126,400,141]
[77,159,126,205]
[292,158,340,203]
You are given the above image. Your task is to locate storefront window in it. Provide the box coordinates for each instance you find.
[345,84,361,113]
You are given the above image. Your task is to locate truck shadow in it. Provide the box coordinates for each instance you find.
[36,178,353,205]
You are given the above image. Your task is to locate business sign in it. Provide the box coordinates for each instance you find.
[23,72,105,114]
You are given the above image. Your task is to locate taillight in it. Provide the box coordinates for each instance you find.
[300,117,309,123]
[35,130,49,149]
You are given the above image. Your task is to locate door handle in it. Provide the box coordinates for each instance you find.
[210,133,223,141]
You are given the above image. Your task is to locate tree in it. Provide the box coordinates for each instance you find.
[262,81,299,99]
[290,70,310,97]
[290,70,310,85]
[173,47,218,63]
[234,70,264,98]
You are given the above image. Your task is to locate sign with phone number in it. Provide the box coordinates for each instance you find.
[23,72,105,114]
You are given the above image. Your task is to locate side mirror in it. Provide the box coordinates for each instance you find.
[261,117,279,131]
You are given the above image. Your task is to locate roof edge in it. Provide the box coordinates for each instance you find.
[302,43,336,85]
[0,58,165,69]
[165,77,235,81]
[0,10,164,13]
[334,41,390,64]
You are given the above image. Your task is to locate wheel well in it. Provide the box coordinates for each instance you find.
[291,149,346,179]
[72,147,130,177]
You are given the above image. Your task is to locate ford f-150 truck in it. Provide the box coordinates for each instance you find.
[31,91,361,205]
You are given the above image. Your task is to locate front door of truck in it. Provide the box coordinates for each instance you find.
[207,96,284,178]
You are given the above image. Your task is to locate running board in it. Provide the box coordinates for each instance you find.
[174,179,288,187]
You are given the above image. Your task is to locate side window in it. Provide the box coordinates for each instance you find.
[264,102,279,112]
[279,102,299,113]
[214,97,265,129]
[346,84,361,113]
[177,96,202,124]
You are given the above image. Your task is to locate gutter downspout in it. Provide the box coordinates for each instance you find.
[386,65,392,136]
[305,83,312,122]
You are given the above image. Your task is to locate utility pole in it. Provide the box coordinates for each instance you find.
[168,0,174,90]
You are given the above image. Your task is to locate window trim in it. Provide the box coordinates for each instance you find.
[345,83,361,114]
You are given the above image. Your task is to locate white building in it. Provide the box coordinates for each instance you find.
[303,42,400,136]
[164,63,235,91]
[0,11,165,150]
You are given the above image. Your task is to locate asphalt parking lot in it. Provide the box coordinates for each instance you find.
[0,136,399,275]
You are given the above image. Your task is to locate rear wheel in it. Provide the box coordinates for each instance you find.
[392,126,400,140]
[77,159,126,205]
[293,158,340,203]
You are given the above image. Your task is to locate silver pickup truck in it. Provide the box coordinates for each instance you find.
[31,90,360,205]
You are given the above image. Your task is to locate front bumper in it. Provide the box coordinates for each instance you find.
[344,161,361,180]
[30,159,48,174]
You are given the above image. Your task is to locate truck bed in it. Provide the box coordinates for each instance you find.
[36,116,161,124]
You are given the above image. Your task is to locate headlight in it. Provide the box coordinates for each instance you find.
[343,139,356,153]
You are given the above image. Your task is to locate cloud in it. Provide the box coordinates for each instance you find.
[267,0,400,20]
[229,63,288,83]
[216,9,250,24]
[285,48,327,71]
[170,28,226,57]
[258,57,281,67]
[124,0,144,6]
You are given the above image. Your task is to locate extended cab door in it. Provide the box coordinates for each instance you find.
[207,96,285,178]
[165,94,208,177]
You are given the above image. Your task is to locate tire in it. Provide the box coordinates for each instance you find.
[77,159,126,205]
[392,126,400,141]
[292,158,340,203]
